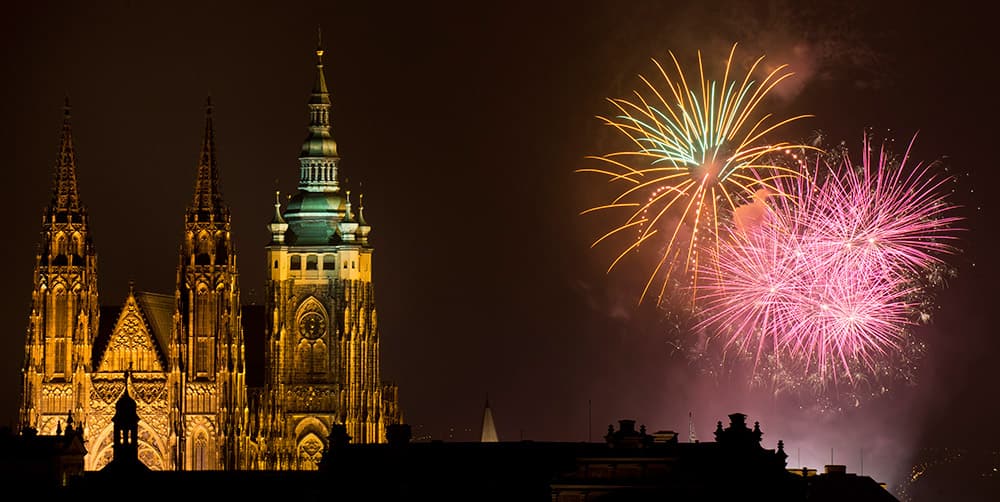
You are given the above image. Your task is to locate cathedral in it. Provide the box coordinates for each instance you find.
[18,43,401,471]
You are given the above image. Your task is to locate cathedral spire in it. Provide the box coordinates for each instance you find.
[192,97,225,213]
[50,97,82,213]
[298,31,340,191]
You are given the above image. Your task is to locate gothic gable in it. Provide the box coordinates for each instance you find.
[94,291,168,373]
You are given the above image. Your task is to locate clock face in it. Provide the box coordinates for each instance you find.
[298,312,326,339]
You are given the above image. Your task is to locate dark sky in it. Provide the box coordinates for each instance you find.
[2,0,995,494]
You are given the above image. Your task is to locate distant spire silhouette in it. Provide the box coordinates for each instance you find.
[480,394,498,442]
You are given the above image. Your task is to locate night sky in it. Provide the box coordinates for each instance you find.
[2,1,995,495]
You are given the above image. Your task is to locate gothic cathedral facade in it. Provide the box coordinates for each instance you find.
[18,44,401,471]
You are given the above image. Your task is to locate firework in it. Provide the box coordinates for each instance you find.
[577,44,812,306]
[695,134,962,389]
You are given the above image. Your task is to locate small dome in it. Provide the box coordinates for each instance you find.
[300,132,338,158]
[284,190,344,216]
[115,389,136,411]
[116,389,137,413]
[112,388,140,424]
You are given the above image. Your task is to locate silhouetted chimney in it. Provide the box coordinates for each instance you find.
[824,464,847,475]
[605,419,653,448]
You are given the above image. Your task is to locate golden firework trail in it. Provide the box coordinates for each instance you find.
[578,43,814,305]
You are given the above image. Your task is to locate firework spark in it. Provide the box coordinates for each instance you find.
[695,134,962,388]
[578,44,812,306]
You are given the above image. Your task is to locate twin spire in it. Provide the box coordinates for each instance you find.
[47,97,224,218]
[50,97,82,214]
[191,97,226,216]
[47,35,346,228]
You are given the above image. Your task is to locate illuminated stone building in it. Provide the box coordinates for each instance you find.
[19,43,400,472]
[254,44,401,469]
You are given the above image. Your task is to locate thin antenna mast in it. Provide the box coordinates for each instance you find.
[688,411,697,443]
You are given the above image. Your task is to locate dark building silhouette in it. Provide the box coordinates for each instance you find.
[0,411,86,492]
[98,371,150,474]
[3,411,898,501]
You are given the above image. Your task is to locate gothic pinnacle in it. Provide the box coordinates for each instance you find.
[358,193,368,226]
[272,190,285,224]
[344,190,354,222]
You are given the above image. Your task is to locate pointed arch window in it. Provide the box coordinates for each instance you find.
[297,433,324,470]
[69,232,83,257]
[311,339,328,373]
[54,338,67,376]
[214,238,228,265]
[54,234,67,256]
[194,287,214,376]
[52,234,69,265]
[49,287,70,376]
[295,298,329,378]
[196,232,211,265]
[193,431,208,470]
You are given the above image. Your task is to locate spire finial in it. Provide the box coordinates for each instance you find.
[316,26,324,61]
[274,190,281,207]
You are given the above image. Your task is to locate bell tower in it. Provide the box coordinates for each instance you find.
[170,99,248,470]
[261,39,400,470]
[20,100,100,435]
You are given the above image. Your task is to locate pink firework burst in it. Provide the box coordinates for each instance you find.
[800,136,962,278]
[695,134,963,387]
